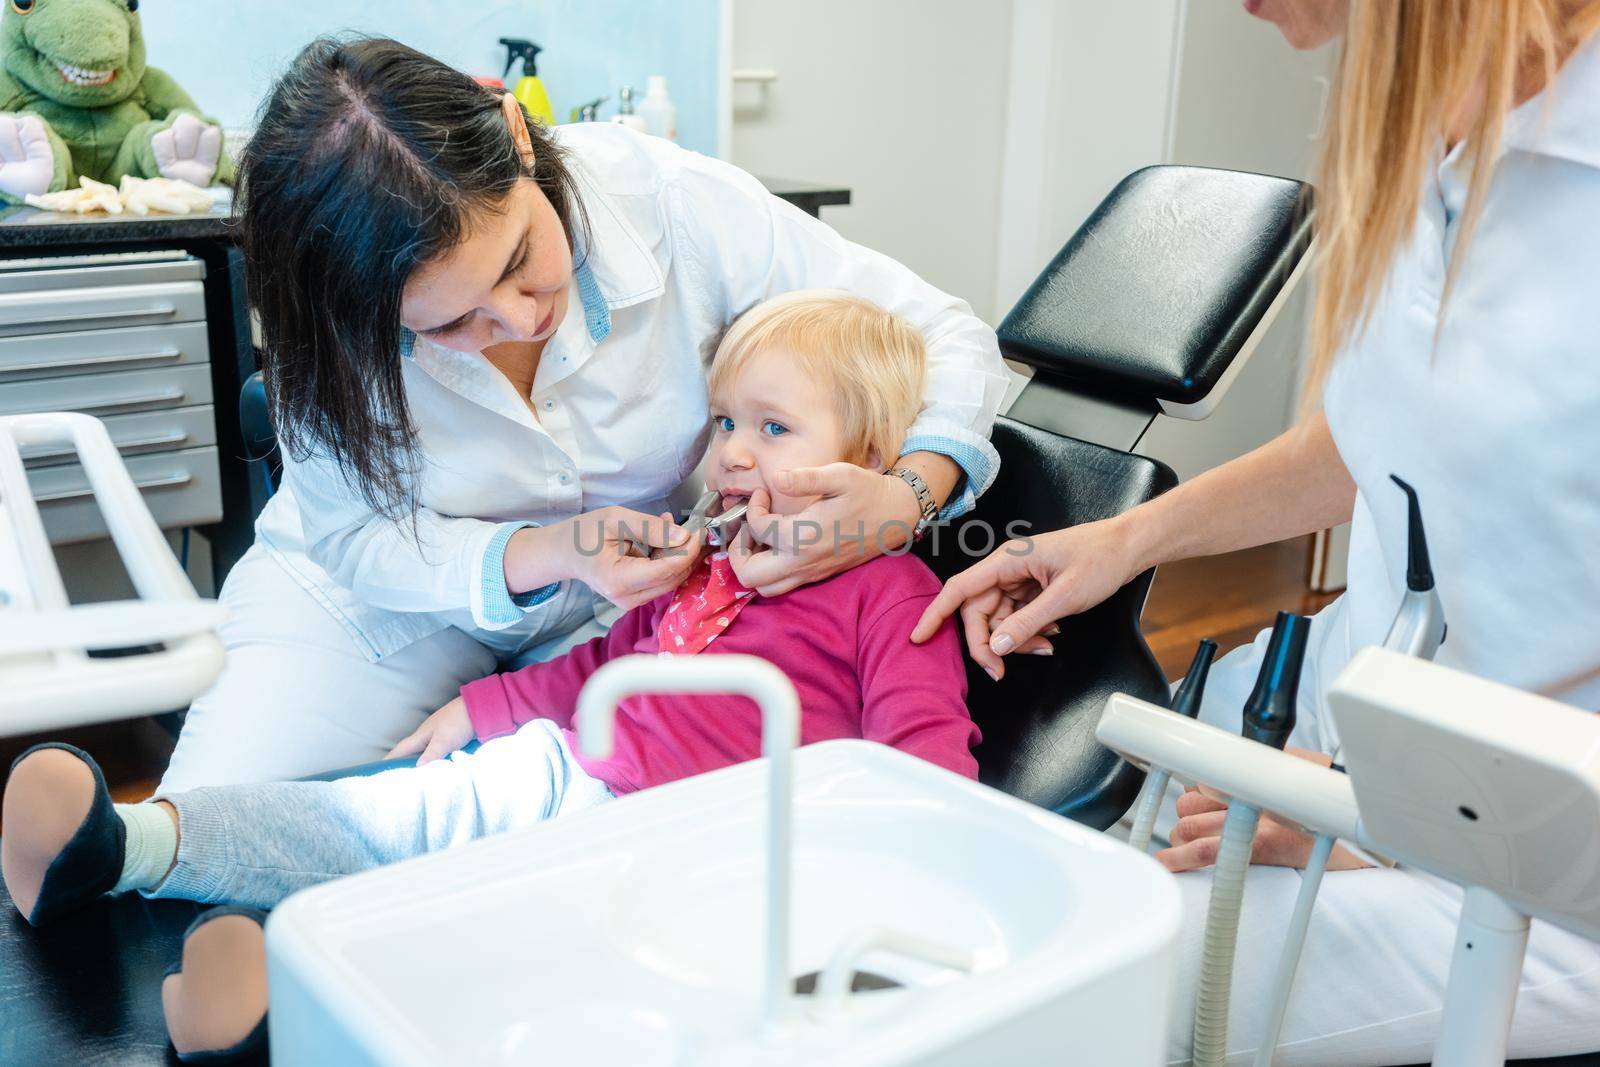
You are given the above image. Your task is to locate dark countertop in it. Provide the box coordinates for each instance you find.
[0,198,233,248]
[0,175,849,250]
[755,176,852,214]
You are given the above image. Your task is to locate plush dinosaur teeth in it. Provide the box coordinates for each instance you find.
[56,63,117,87]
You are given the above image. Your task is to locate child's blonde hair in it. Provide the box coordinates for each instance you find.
[708,289,926,468]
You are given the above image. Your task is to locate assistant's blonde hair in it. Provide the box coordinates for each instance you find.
[708,289,926,468]
[1305,0,1600,404]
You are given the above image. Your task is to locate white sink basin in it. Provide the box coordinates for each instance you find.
[267,739,1179,1066]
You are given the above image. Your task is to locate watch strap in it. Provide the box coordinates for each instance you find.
[886,466,938,539]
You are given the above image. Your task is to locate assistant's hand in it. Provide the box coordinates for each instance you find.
[387,697,475,766]
[727,465,920,596]
[1157,747,1376,873]
[909,516,1142,679]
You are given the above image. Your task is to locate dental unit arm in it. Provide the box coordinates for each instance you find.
[1102,474,1474,1064]
[0,412,225,736]
[1098,652,1599,1067]
[1111,473,1449,1064]
[1248,474,1448,1065]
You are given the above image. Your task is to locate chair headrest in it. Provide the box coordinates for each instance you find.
[998,166,1313,407]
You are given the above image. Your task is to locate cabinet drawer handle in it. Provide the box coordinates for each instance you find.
[4,346,184,373]
[73,388,188,413]
[34,472,194,503]
[0,303,180,328]
[22,429,191,461]
[0,387,187,417]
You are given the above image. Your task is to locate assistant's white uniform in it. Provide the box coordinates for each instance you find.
[1160,38,1600,1065]
[159,124,1009,792]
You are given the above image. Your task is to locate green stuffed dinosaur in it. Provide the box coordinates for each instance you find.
[0,0,232,205]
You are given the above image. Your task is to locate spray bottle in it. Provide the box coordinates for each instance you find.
[499,38,556,127]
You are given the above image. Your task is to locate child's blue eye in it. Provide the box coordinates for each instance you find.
[715,416,735,432]
[762,421,789,437]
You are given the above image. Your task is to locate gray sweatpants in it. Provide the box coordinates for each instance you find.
[146,719,614,910]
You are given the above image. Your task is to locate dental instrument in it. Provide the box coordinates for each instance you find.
[645,488,748,559]
[1126,638,1218,853]
[0,411,224,736]
[1378,475,1447,661]
[1250,473,1448,1066]
[1192,610,1311,1067]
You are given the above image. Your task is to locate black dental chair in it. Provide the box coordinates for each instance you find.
[4,166,1587,1066]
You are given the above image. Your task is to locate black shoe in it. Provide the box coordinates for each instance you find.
[2,743,125,926]
[164,906,271,1064]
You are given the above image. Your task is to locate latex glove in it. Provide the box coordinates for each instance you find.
[0,114,60,200]
[120,174,213,216]
[150,113,222,188]
[26,175,122,215]
[1157,747,1376,873]
[386,696,475,766]
[909,516,1140,679]
[726,465,921,597]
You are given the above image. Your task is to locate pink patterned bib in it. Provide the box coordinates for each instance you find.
[658,551,757,655]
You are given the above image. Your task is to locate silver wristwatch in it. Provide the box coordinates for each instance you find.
[886,466,939,541]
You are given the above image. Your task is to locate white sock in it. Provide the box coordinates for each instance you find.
[113,802,179,893]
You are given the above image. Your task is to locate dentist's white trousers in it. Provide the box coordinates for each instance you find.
[1156,626,1600,1065]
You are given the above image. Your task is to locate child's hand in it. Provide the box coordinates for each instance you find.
[387,697,475,765]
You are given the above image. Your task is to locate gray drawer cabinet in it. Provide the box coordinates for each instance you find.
[25,446,223,545]
[0,321,210,381]
[19,405,217,467]
[0,251,223,545]
[0,364,213,417]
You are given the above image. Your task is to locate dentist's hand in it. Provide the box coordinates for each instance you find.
[504,507,704,611]
[728,465,918,596]
[910,517,1141,679]
[388,697,475,765]
[1158,748,1375,873]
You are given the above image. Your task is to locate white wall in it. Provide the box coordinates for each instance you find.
[1132,1,1335,483]
[138,0,725,156]
[728,0,1013,323]
[991,0,1183,318]
[731,2,1335,487]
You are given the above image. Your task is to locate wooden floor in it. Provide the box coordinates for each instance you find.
[1144,535,1339,678]
[0,537,1338,828]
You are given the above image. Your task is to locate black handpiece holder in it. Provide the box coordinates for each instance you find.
[1171,638,1219,719]
[1240,612,1311,750]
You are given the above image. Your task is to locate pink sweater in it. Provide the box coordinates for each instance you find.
[461,553,980,795]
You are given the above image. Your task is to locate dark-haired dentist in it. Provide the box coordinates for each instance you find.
[161,99,1007,791]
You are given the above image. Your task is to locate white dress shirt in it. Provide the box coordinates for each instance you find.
[255,123,1010,661]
